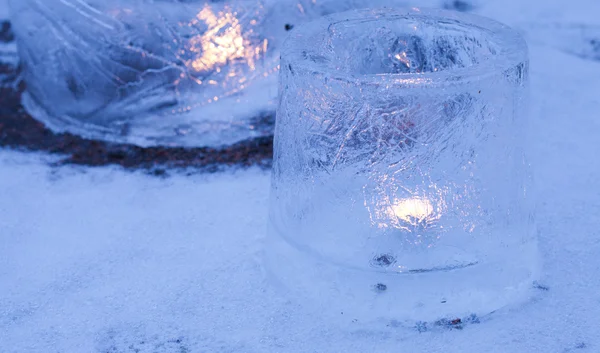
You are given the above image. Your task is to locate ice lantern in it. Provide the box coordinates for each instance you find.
[9,0,413,147]
[266,8,539,322]
[9,0,284,147]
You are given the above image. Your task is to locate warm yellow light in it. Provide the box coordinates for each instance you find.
[394,52,411,68]
[187,5,264,73]
[390,197,435,226]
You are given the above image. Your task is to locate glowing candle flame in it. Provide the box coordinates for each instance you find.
[390,197,436,227]
[188,5,264,74]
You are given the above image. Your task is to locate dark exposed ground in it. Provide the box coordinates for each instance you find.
[0,21,273,173]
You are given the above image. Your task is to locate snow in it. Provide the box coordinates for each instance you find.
[0,153,272,352]
[0,0,7,19]
[2,0,600,352]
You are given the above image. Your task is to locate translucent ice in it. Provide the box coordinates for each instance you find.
[266,8,539,322]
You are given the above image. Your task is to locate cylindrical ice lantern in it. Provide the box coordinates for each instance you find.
[266,8,538,322]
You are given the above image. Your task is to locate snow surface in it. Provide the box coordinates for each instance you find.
[2,0,600,352]
[0,0,7,19]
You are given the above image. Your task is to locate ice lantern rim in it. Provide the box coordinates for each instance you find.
[281,7,528,88]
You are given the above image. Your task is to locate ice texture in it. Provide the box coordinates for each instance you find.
[10,0,278,146]
[266,8,538,322]
[9,0,413,147]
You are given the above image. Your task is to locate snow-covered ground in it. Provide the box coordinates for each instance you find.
[2,0,600,352]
